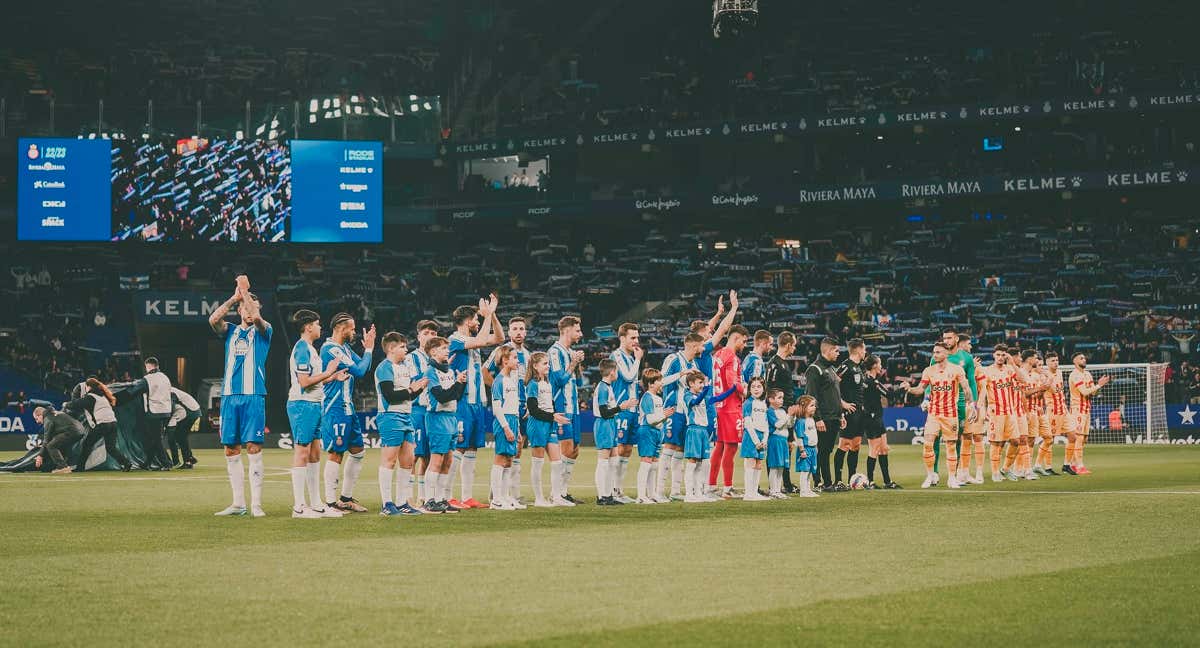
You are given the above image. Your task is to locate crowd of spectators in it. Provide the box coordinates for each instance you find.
[3,208,1199,412]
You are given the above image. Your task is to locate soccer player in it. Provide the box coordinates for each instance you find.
[742,330,773,384]
[549,315,585,502]
[681,371,714,502]
[208,277,272,517]
[447,296,504,509]
[525,351,572,507]
[1068,352,1110,474]
[609,323,644,501]
[592,359,623,505]
[375,332,428,516]
[422,336,468,513]
[739,377,769,500]
[903,342,975,489]
[406,320,439,507]
[926,328,975,483]
[657,333,705,501]
[1019,350,1049,480]
[1004,350,1037,480]
[286,309,347,519]
[694,291,739,496]
[834,338,867,488]
[489,346,525,510]
[635,368,674,504]
[861,355,901,489]
[712,324,750,497]
[1040,351,1071,475]
[977,344,1018,482]
[483,316,533,503]
[957,337,986,484]
[319,312,377,513]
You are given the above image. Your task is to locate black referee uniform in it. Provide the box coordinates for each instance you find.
[835,356,865,483]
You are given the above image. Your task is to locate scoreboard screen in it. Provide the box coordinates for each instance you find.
[16,138,383,243]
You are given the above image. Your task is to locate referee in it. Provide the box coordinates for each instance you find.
[834,338,867,489]
[804,337,845,492]
[764,331,799,493]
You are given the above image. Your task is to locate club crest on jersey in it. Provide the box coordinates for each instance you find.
[234,338,250,356]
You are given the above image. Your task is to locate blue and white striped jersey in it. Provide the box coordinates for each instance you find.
[222,323,272,396]
[288,339,322,403]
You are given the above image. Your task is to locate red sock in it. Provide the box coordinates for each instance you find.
[721,442,735,487]
[708,441,724,486]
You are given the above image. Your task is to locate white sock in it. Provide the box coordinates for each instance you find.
[769,468,779,494]
[441,470,453,501]
[397,467,413,504]
[306,461,321,508]
[226,454,245,508]
[379,466,395,505]
[532,456,546,501]
[290,467,307,509]
[490,465,504,503]
[509,459,522,500]
[448,451,463,500]
[609,456,622,495]
[595,454,609,498]
[743,462,755,496]
[656,449,672,495]
[248,453,264,509]
[461,451,477,501]
[561,457,575,493]
[550,460,563,499]
[416,474,426,502]
[671,454,685,495]
[617,456,630,493]
[342,451,365,499]
[700,458,711,490]
[684,461,696,497]
[324,459,340,504]
[637,461,651,500]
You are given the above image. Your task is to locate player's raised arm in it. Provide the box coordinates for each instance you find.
[709,290,740,346]
[345,326,376,378]
[209,290,240,336]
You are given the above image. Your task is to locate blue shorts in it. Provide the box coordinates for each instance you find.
[455,402,487,449]
[684,424,710,460]
[663,413,687,447]
[411,406,430,457]
[286,400,322,446]
[795,444,818,475]
[767,435,791,469]
[593,417,617,450]
[220,394,266,446]
[322,408,364,454]
[615,412,637,447]
[493,414,520,456]
[377,412,415,448]
[558,412,581,445]
[636,425,663,458]
[527,418,559,448]
[740,430,765,460]
[426,411,457,455]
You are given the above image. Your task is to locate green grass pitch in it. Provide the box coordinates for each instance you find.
[2,445,1198,647]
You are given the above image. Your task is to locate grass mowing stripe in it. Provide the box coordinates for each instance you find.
[513,550,1200,647]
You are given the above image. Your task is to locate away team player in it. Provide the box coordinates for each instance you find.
[904,342,975,489]
[1067,352,1110,474]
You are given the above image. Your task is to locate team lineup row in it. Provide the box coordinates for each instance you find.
[202,276,1109,518]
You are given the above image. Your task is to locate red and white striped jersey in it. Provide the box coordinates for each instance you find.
[1046,372,1067,416]
[1069,369,1094,414]
[1007,366,1026,415]
[920,364,963,418]
[980,364,1016,416]
[1027,371,1047,412]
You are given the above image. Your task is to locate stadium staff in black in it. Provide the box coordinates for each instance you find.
[167,387,201,468]
[834,337,867,490]
[67,377,132,472]
[804,337,845,491]
[32,406,84,474]
[764,330,799,493]
[140,357,174,470]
